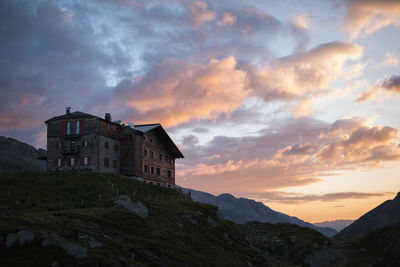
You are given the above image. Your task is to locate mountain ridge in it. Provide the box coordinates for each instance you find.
[334,191,400,241]
[183,188,337,237]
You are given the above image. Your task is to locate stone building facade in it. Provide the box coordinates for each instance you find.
[45,108,184,186]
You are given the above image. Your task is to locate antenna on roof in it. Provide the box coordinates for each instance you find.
[66,107,71,115]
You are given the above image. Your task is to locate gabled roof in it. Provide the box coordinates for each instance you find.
[134,123,160,133]
[45,111,99,124]
[134,123,184,159]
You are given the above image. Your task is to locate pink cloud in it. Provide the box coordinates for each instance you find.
[342,0,400,39]
[178,118,400,193]
[113,56,249,127]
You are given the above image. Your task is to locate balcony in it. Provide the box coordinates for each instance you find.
[63,133,81,139]
[61,145,80,154]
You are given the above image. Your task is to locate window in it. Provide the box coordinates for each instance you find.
[151,166,154,175]
[114,144,119,151]
[71,158,75,166]
[144,149,148,157]
[113,160,117,168]
[58,158,62,167]
[151,151,154,158]
[84,157,88,165]
[168,170,172,178]
[105,141,109,149]
[83,140,88,147]
[66,122,71,135]
[159,153,162,161]
[165,155,168,163]
[156,168,160,176]
[104,158,109,168]
[124,150,129,159]
[144,165,149,173]
[76,121,80,134]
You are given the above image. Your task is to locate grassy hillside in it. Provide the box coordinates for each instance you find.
[0,172,267,266]
[2,171,392,266]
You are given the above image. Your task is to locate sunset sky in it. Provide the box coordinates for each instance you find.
[1,0,399,222]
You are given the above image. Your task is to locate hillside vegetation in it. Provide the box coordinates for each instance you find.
[0,172,270,266]
[2,172,396,266]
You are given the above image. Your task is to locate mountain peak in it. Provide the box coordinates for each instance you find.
[395,192,400,200]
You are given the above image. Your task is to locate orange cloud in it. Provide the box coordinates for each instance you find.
[357,75,400,102]
[179,118,400,193]
[114,56,249,127]
[187,1,215,29]
[248,42,364,101]
[342,0,400,39]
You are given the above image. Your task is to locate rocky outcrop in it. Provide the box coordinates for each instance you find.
[113,196,148,218]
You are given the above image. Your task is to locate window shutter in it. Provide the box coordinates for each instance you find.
[67,158,71,166]
[88,156,90,165]
[61,122,66,134]
[81,140,84,147]
[53,159,57,167]
[79,120,84,134]
[61,159,64,166]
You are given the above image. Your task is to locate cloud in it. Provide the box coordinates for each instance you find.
[289,13,311,52]
[357,74,400,101]
[242,191,392,204]
[178,117,400,193]
[382,75,400,92]
[377,53,400,68]
[113,56,249,127]
[342,0,400,39]
[248,42,364,101]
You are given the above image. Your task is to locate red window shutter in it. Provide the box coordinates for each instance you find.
[61,122,66,134]
[67,158,71,166]
[79,120,84,134]
[113,160,117,168]
[81,140,84,147]
[80,157,84,165]
[53,158,57,167]
[61,159,64,166]
[88,156,90,165]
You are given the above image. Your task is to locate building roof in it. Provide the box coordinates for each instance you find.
[134,123,184,159]
[45,111,99,123]
[133,124,161,133]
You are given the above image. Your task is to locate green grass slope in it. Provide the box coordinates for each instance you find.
[0,172,267,266]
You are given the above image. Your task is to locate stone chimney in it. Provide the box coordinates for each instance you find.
[66,107,71,115]
[105,113,112,122]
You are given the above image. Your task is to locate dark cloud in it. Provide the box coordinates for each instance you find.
[382,75,400,92]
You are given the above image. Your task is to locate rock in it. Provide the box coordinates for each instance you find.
[6,233,18,248]
[42,238,88,259]
[17,230,34,245]
[207,218,217,228]
[180,214,198,225]
[114,196,148,218]
[78,232,103,248]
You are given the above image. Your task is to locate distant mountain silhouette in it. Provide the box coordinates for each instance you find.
[334,192,400,241]
[183,188,337,237]
[0,136,46,173]
[313,219,354,232]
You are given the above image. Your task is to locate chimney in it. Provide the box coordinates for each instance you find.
[66,107,71,115]
[105,113,112,122]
